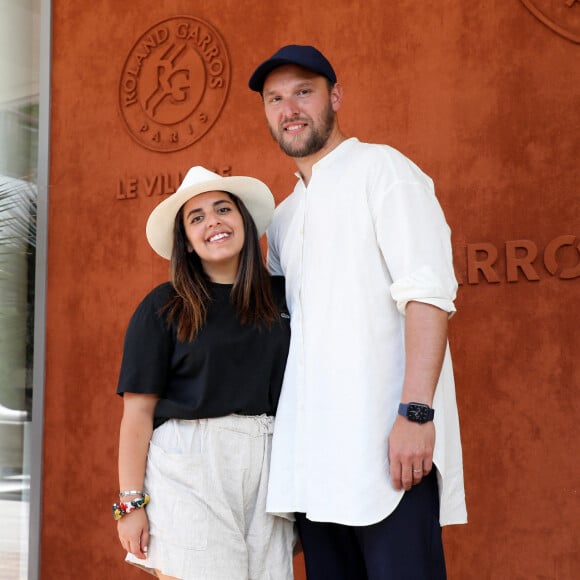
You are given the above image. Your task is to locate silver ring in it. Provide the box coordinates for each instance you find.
[413,469,423,473]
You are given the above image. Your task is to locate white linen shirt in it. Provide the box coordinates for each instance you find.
[266,138,467,526]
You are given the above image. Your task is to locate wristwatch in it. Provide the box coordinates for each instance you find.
[398,402,434,424]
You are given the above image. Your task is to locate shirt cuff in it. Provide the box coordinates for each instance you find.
[390,266,457,316]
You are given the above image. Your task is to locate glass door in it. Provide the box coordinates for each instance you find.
[0,1,41,578]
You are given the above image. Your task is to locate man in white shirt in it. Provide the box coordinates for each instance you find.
[249,45,467,579]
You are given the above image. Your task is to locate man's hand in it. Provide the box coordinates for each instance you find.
[388,414,435,491]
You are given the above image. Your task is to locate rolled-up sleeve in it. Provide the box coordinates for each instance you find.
[390,265,457,315]
[372,178,457,316]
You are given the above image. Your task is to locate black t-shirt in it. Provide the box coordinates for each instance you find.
[116,276,290,428]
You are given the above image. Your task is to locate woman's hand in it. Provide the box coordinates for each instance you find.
[117,508,150,560]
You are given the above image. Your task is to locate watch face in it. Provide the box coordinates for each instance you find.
[408,403,430,424]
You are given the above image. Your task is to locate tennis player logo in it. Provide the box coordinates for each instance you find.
[119,16,231,152]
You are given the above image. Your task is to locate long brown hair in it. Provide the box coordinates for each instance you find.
[164,192,278,341]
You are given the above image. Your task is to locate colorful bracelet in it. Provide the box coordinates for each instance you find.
[112,493,150,521]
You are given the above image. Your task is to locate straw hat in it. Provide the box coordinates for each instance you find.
[146,166,275,259]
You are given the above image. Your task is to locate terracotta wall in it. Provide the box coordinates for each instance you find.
[42,1,579,578]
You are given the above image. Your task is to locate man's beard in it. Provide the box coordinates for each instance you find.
[269,101,335,158]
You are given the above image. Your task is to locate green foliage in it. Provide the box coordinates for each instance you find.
[0,176,36,409]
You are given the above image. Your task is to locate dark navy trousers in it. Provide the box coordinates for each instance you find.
[295,470,446,580]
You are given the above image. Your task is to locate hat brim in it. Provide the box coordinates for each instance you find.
[146,176,274,260]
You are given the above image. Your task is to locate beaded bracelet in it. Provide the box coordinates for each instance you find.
[112,493,150,521]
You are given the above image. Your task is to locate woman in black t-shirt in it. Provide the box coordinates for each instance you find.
[115,166,293,580]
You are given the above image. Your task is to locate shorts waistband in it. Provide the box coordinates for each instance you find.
[176,413,274,436]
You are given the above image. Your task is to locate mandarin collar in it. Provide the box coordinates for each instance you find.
[294,138,359,183]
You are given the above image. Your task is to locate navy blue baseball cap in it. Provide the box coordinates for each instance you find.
[248,44,337,93]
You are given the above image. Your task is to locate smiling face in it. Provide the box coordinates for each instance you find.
[262,64,343,160]
[181,190,245,283]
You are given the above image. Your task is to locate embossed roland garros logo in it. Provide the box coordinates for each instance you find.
[119,16,231,152]
[520,0,580,43]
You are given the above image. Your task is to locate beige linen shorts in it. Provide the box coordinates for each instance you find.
[125,414,294,580]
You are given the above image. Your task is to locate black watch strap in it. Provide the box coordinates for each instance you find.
[398,402,435,424]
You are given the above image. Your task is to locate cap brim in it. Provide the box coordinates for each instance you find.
[249,58,298,92]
